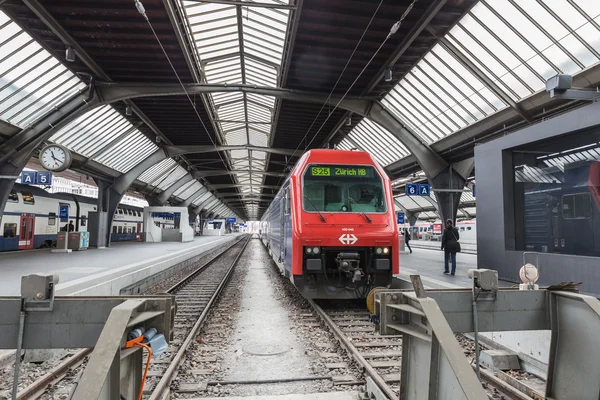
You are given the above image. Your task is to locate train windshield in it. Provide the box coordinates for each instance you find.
[302,165,387,213]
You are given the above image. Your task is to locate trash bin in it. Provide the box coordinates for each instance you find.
[68,231,90,251]
[399,235,406,252]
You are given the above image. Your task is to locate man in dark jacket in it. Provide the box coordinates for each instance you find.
[404,229,412,253]
[441,219,459,275]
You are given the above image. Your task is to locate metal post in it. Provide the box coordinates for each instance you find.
[11,309,25,400]
[472,282,481,380]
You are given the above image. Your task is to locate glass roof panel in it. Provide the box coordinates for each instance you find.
[173,179,196,197]
[177,181,203,200]
[0,11,86,127]
[94,130,158,173]
[180,0,290,204]
[347,119,409,167]
[138,158,177,184]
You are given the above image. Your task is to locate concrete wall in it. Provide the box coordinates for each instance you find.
[475,101,600,297]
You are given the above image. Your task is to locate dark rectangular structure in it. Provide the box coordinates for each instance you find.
[475,101,600,297]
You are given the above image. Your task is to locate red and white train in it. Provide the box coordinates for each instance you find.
[260,149,399,299]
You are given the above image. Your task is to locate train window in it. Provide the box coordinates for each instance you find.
[118,226,123,234]
[460,227,465,232]
[3,223,17,238]
[302,164,386,213]
[132,226,136,234]
[117,209,123,215]
[284,188,291,215]
[113,226,118,234]
[467,227,472,231]
[562,194,592,219]
[8,190,18,202]
[21,192,34,205]
[127,210,133,216]
[81,215,87,227]
[48,212,57,226]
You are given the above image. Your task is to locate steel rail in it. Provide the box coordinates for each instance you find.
[13,236,247,399]
[148,236,251,400]
[308,300,397,400]
[15,349,92,400]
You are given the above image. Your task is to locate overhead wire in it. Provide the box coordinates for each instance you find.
[272,0,419,198]
[133,0,235,216]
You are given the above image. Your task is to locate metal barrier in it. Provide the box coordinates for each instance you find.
[374,274,600,400]
[1,275,175,400]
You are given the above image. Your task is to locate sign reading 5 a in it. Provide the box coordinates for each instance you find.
[21,171,52,186]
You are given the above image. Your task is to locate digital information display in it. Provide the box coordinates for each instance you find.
[308,165,373,178]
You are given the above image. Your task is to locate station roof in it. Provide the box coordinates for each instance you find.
[1,0,600,220]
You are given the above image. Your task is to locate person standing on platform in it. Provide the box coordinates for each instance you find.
[68,221,75,232]
[441,219,460,275]
[404,229,413,253]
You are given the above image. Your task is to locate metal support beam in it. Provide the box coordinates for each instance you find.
[431,158,474,224]
[181,187,207,208]
[156,175,194,204]
[208,184,280,189]
[192,169,287,178]
[184,0,297,9]
[164,144,298,157]
[363,0,447,94]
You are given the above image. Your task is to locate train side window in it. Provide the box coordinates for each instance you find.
[467,227,472,231]
[22,192,34,205]
[118,226,123,234]
[284,188,291,215]
[460,227,465,232]
[81,215,87,227]
[562,194,592,219]
[48,212,57,226]
[117,209,123,215]
[4,223,17,238]
[132,226,136,234]
[112,226,118,234]
[8,190,18,202]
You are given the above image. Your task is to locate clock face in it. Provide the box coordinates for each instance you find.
[40,145,71,172]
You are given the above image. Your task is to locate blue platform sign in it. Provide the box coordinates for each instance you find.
[207,218,214,222]
[35,171,52,185]
[21,171,36,185]
[397,212,405,224]
[227,218,237,223]
[59,205,69,220]
[406,183,418,196]
[419,183,430,196]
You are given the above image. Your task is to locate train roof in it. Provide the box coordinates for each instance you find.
[11,183,143,211]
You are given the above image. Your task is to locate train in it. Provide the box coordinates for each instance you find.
[521,160,600,256]
[260,149,399,299]
[400,220,477,244]
[0,183,171,252]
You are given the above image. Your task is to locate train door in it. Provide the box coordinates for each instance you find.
[18,214,35,250]
[136,222,142,241]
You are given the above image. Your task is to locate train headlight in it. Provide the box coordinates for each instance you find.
[383,247,389,255]
[312,247,320,254]
[306,247,312,254]
[376,247,383,255]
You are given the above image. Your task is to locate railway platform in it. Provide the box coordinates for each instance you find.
[396,247,514,290]
[0,234,240,296]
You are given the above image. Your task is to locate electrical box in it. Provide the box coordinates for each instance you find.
[546,74,572,92]
[472,269,498,292]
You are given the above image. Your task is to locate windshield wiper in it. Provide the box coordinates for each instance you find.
[348,196,372,223]
[304,195,327,222]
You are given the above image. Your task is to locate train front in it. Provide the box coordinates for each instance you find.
[290,152,399,299]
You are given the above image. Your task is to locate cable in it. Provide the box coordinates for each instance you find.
[274,0,419,192]
[134,0,233,208]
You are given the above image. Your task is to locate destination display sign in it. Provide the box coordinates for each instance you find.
[308,165,374,178]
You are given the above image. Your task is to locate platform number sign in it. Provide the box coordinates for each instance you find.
[21,171,52,186]
[36,171,52,185]
[406,183,430,196]
[397,212,405,224]
[21,171,36,185]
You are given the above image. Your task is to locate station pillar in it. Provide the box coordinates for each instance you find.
[406,211,420,227]
[430,158,474,224]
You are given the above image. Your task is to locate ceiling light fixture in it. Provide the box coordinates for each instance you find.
[65,47,76,62]
[125,105,132,116]
[346,116,352,126]
[384,67,393,82]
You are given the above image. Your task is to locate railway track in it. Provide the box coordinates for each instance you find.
[309,301,540,400]
[13,235,250,400]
